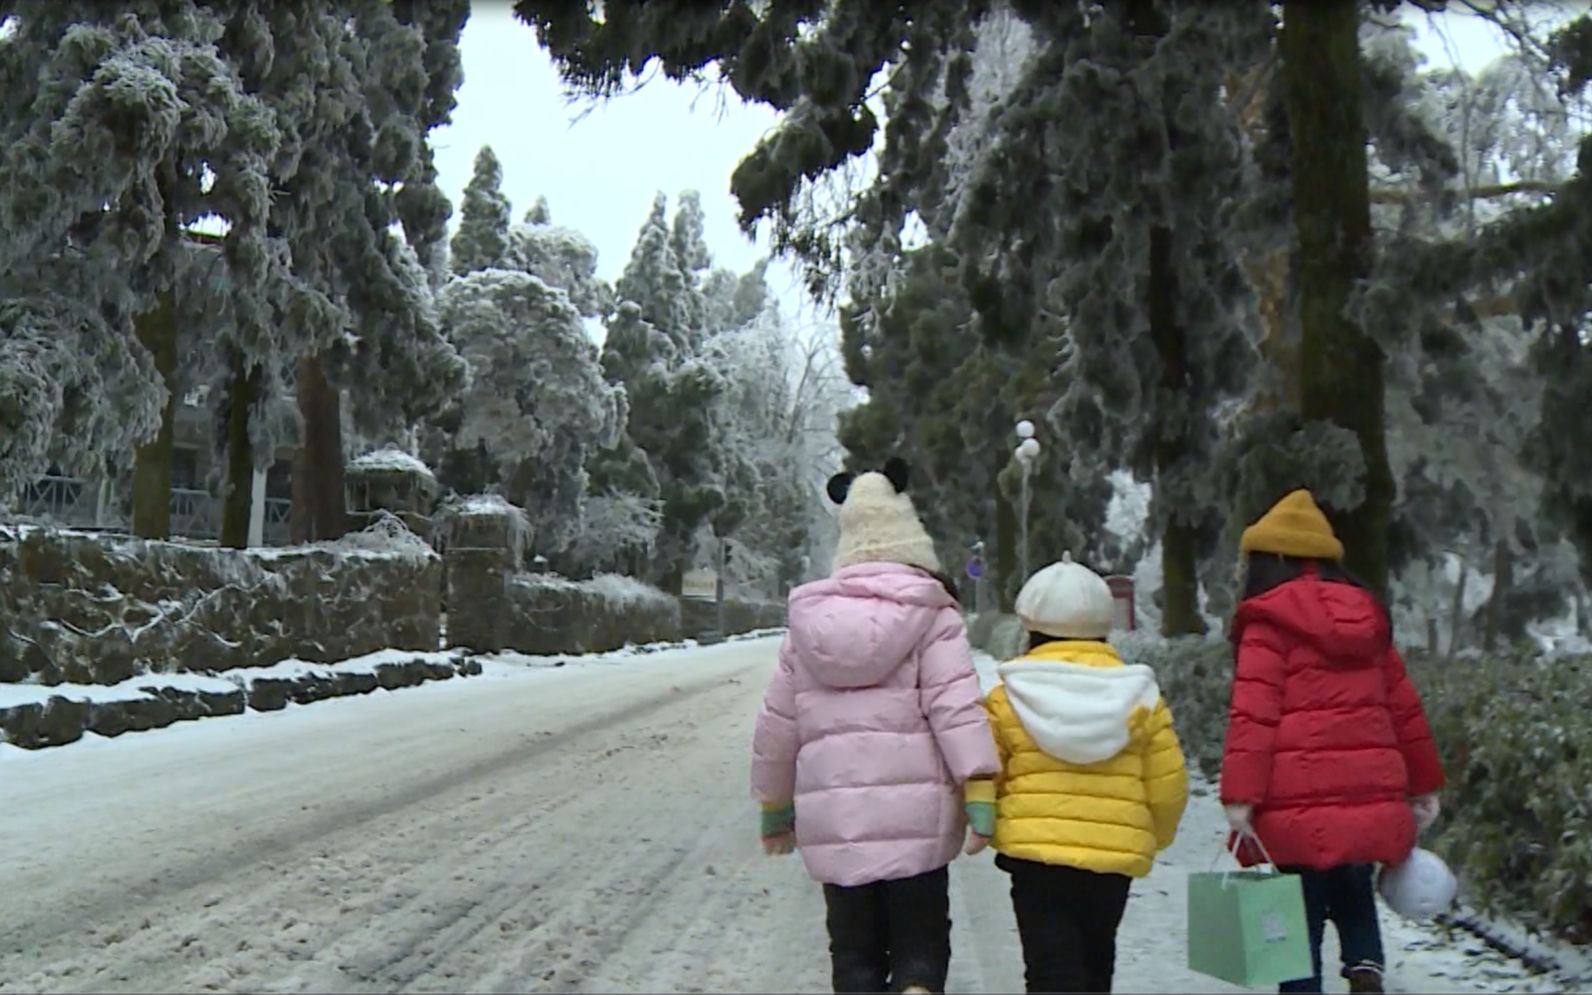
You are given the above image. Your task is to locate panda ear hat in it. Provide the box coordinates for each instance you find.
[881,457,911,493]
[829,456,941,574]
[826,471,856,505]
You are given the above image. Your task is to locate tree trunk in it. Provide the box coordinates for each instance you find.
[1482,538,1514,651]
[220,356,262,549]
[1126,0,1205,637]
[291,353,348,543]
[1147,226,1207,637]
[130,293,179,539]
[1282,0,1395,598]
[1447,559,1469,661]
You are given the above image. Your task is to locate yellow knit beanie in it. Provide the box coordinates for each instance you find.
[1239,489,1345,562]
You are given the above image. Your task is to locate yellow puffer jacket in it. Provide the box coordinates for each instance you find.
[986,640,1189,878]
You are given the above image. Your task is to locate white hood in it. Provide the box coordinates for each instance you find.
[996,659,1162,765]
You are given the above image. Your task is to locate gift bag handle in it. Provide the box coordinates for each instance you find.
[1211,830,1283,888]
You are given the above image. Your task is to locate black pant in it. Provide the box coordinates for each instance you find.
[1277,864,1385,994]
[998,855,1132,994]
[822,866,951,993]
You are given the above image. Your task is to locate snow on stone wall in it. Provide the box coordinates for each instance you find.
[0,524,442,686]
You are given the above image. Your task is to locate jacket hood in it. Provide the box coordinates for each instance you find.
[786,562,954,689]
[995,643,1161,765]
[1235,574,1390,663]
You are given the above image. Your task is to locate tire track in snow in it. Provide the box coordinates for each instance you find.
[0,645,775,994]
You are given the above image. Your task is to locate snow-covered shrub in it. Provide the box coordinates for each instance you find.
[328,511,436,560]
[1113,633,1232,781]
[584,572,677,616]
[1409,649,1592,939]
[562,491,663,575]
[1123,626,1592,940]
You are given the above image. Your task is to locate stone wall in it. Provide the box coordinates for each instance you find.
[492,574,684,656]
[678,596,788,641]
[439,494,785,654]
[0,523,442,686]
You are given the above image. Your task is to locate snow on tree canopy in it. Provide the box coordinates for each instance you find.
[452,145,513,276]
[440,268,625,555]
[502,220,610,318]
[0,6,284,492]
[0,295,163,496]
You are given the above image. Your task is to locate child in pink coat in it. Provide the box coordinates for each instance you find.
[751,459,999,994]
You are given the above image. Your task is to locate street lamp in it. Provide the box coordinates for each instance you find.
[1014,422,1042,583]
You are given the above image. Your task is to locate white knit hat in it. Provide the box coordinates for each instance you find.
[1016,552,1116,640]
[829,462,941,574]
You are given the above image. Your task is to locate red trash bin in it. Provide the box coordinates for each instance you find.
[1104,575,1135,632]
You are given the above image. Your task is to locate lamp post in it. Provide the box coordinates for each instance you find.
[1014,420,1041,583]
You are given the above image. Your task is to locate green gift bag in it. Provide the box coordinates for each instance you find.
[1187,835,1314,987]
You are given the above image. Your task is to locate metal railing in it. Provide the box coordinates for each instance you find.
[169,488,220,539]
[263,497,291,545]
[16,476,97,527]
[9,476,297,546]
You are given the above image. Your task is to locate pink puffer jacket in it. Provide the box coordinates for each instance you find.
[750,562,999,887]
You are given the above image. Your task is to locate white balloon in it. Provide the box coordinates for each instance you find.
[1378,848,1459,921]
[1015,419,1036,439]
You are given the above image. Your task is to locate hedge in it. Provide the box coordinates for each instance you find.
[1122,633,1592,941]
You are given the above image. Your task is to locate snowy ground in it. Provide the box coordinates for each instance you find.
[0,638,1567,993]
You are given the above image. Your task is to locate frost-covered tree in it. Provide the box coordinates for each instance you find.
[451,145,512,276]
[221,1,468,545]
[0,296,161,499]
[702,305,853,594]
[519,1,1274,630]
[1354,11,1592,639]
[501,210,611,317]
[0,5,282,537]
[614,193,700,351]
[588,195,733,590]
[837,244,1119,609]
[437,268,624,554]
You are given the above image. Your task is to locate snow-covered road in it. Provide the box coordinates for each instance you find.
[0,637,1554,993]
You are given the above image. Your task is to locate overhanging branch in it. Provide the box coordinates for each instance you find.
[1370,179,1562,204]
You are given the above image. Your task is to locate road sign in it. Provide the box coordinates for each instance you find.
[966,556,985,580]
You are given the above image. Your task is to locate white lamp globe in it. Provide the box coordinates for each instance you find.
[1017,438,1041,461]
[1015,419,1036,440]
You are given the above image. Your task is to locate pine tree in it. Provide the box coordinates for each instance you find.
[591,196,736,590]
[524,196,552,225]
[0,6,283,534]
[440,269,625,555]
[451,145,513,276]
[224,0,469,545]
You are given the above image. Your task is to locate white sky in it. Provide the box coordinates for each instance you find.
[431,1,1580,317]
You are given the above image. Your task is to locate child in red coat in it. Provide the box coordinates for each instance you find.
[1220,490,1444,995]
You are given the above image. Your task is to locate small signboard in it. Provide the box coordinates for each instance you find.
[681,569,717,600]
[966,557,985,580]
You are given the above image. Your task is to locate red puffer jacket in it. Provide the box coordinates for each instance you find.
[1220,571,1444,870]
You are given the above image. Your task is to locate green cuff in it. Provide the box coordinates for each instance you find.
[760,802,795,838]
[965,800,995,838]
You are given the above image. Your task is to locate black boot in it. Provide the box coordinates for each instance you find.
[1344,963,1385,994]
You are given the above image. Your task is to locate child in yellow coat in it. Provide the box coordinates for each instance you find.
[986,553,1190,994]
